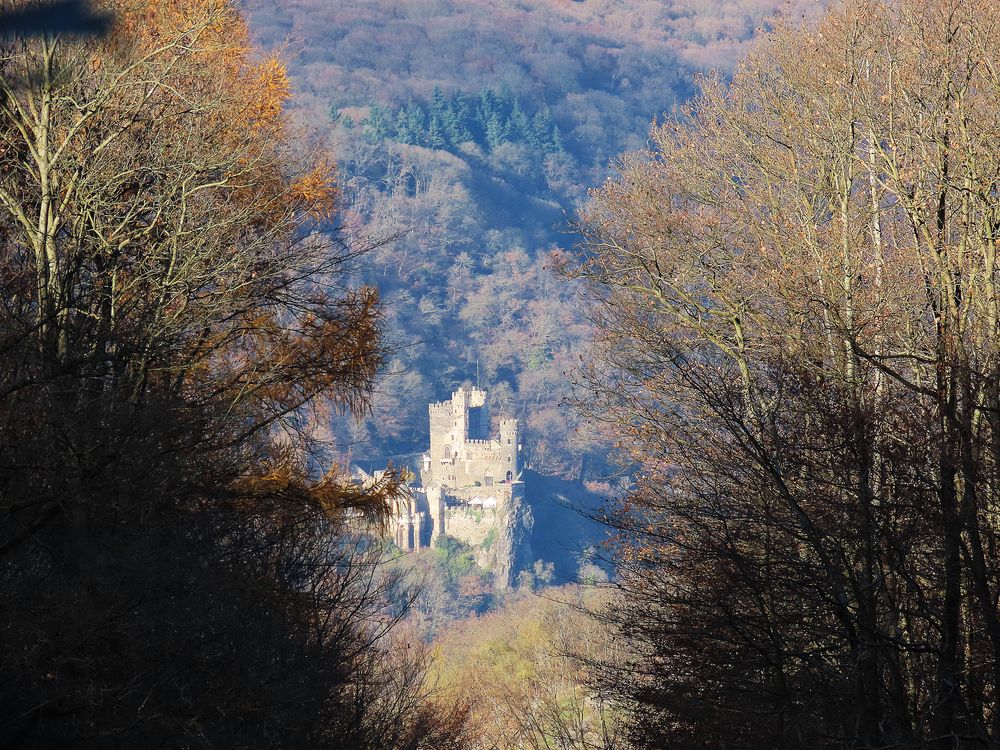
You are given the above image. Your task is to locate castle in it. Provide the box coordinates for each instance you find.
[383,387,523,552]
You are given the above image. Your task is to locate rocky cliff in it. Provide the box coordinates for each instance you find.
[490,488,535,589]
[488,470,609,588]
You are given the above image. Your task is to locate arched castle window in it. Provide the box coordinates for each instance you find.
[485,474,493,487]
[506,471,513,482]
[443,445,451,459]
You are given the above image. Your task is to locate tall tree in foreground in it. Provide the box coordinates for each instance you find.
[573,0,1000,747]
[0,1,467,746]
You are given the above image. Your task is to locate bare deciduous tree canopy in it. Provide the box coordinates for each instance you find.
[574,0,1000,746]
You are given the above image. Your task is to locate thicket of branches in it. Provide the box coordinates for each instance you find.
[574,0,1000,747]
[0,1,467,747]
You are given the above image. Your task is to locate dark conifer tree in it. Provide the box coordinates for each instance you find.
[483,111,508,151]
[404,100,427,144]
[507,98,530,143]
[427,114,448,150]
[394,100,426,145]
[430,85,447,119]
[363,103,392,143]
[497,81,516,110]
[448,91,474,143]
[549,123,565,154]
[456,95,475,141]
[476,87,500,131]
[529,108,554,151]
[395,108,412,144]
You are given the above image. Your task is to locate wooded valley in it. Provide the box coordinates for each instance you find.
[7,1,1000,749]
[248,0,812,479]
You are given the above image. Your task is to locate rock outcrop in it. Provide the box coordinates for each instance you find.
[489,469,609,588]
[490,487,535,589]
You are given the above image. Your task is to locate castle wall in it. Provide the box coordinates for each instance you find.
[444,506,499,548]
[427,485,445,545]
[447,483,511,507]
[453,439,508,488]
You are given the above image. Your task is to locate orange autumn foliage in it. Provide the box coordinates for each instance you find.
[0,0,390,522]
[291,160,341,220]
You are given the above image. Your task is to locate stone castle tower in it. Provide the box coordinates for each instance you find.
[422,387,519,496]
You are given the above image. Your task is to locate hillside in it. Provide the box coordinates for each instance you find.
[245,0,816,478]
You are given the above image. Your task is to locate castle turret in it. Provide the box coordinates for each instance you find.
[425,387,491,487]
[499,418,520,483]
[452,388,469,447]
[426,399,454,486]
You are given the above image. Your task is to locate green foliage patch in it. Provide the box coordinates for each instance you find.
[363,86,566,160]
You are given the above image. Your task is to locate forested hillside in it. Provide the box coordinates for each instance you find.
[11,2,1000,749]
[247,0,815,477]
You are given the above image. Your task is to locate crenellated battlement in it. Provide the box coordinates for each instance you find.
[464,438,501,447]
[452,387,486,405]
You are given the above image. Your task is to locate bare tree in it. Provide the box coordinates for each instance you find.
[572,0,1000,747]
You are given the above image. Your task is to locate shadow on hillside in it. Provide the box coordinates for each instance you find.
[522,469,611,585]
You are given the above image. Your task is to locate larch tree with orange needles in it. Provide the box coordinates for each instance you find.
[0,2,467,747]
[0,0,392,549]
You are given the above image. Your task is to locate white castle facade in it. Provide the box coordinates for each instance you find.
[383,387,523,551]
